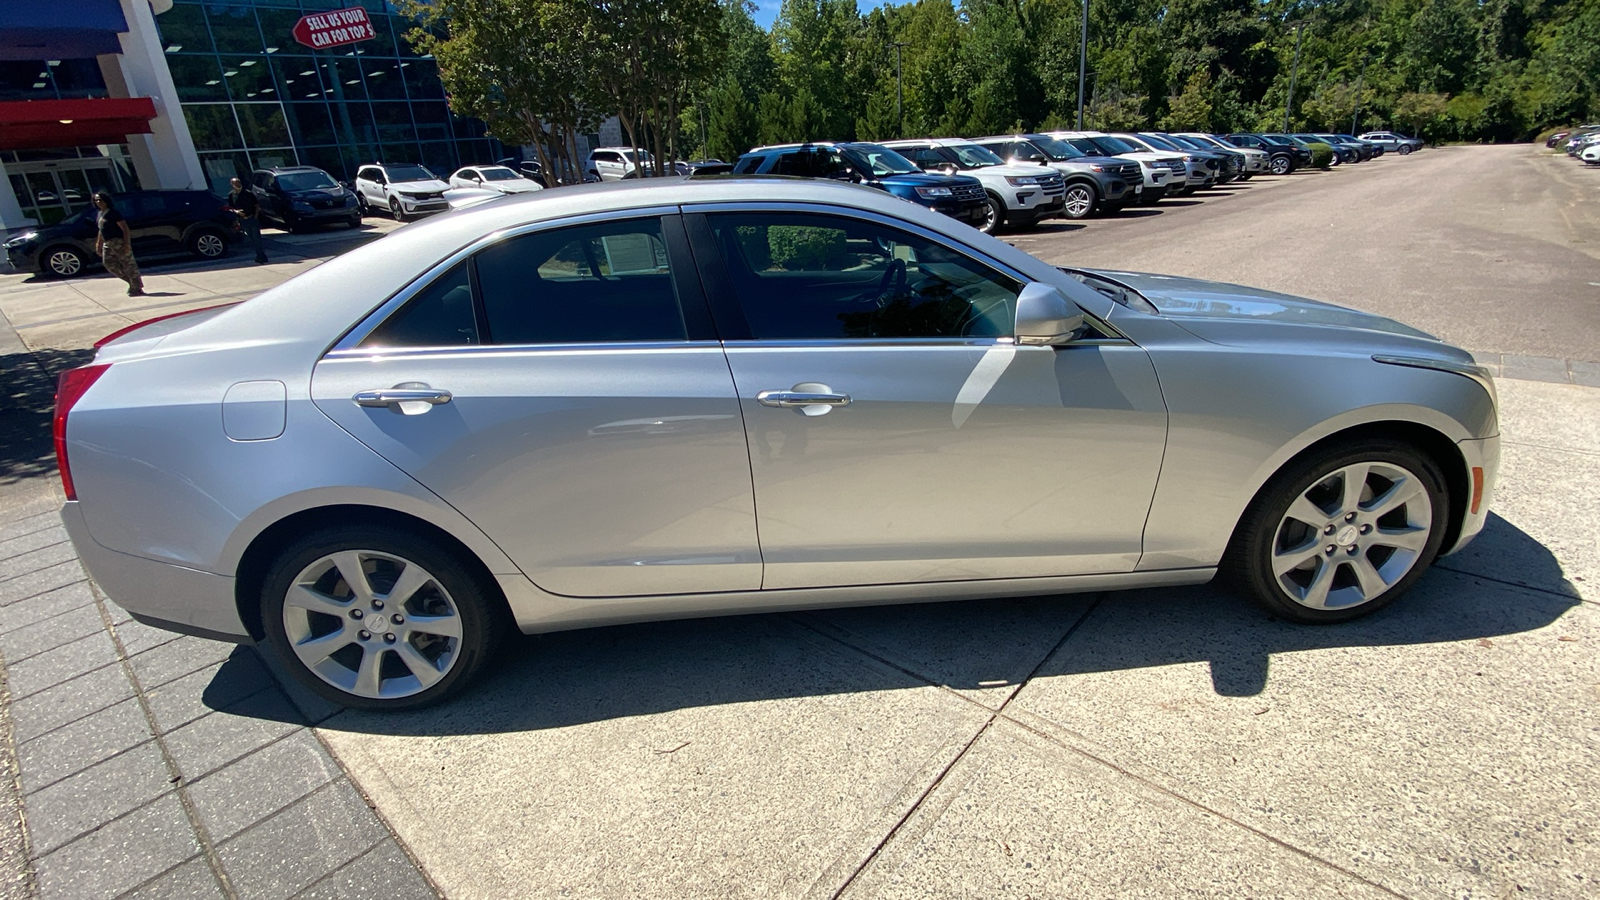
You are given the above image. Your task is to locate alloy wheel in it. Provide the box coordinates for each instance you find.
[1062,185,1095,219]
[1269,461,1433,611]
[281,550,464,700]
[979,196,1002,234]
[47,249,82,276]
[195,233,226,258]
[1270,156,1291,175]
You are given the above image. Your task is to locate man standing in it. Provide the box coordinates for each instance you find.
[228,176,268,264]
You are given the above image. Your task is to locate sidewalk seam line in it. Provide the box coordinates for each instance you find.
[282,835,396,900]
[1434,565,1592,605]
[110,851,209,900]
[88,582,237,899]
[20,733,156,797]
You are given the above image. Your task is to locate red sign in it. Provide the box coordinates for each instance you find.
[292,7,378,51]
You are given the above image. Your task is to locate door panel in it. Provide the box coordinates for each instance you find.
[313,347,761,596]
[724,341,1167,588]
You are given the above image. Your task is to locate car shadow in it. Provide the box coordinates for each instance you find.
[1108,208,1163,218]
[1157,199,1205,207]
[0,347,96,487]
[210,512,1580,735]
[1010,222,1086,236]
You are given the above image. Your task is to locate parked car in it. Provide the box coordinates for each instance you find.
[54,177,1501,709]
[1274,134,1336,168]
[354,163,451,222]
[1223,134,1307,175]
[4,190,237,278]
[1160,133,1249,181]
[968,133,1143,212]
[1582,143,1600,165]
[1317,134,1376,162]
[249,166,361,232]
[447,166,544,195]
[1174,133,1268,177]
[1544,132,1569,148]
[733,141,988,228]
[1358,132,1424,154]
[884,137,1071,229]
[1048,131,1184,205]
[670,159,731,176]
[585,147,652,181]
[1120,132,1229,189]
[495,156,548,187]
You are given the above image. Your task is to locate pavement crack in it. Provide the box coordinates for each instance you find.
[1434,565,1591,604]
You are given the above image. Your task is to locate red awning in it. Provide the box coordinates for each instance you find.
[0,97,157,150]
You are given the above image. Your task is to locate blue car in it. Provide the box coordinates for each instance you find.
[733,142,988,229]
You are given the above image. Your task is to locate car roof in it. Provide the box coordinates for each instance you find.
[257,166,326,174]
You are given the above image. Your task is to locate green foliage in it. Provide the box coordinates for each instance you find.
[766,226,849,270]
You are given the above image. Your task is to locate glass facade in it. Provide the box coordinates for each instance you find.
[156,0,504,193]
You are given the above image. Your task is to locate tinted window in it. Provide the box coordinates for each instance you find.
[707,212,1020,340]
[364,263,478,348]
[732,155,765,174]
[769,148,848,178]
[474,218,686,344]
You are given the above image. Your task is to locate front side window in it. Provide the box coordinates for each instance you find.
[707,212,1021,341]
[476,218,685,344]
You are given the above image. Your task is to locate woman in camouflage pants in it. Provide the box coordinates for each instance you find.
[93,192,144,296]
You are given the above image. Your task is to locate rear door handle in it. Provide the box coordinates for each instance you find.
[353,385,452,415]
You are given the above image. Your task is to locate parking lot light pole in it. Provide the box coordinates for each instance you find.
[892,41,909,139]
[1350,53,1370,135]
[1283,20,1309,133]
[1076,0,1088,130]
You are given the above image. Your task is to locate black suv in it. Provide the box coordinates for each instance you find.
[250,166,361,232]
[732,142,988,228]
[4,190,238,279]
[1225,134,1310,175]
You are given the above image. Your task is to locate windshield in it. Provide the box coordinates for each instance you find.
[385,164,436,182]
[1086,135,1139,155]
[276,171,337,191]
[1182,135,1225,150]
[478,167,521,181]
[1137,134,1183,151]
[947,143,1005,168]
[1167,136,1207,150]
[1026,135,1085,160]
[842,144,921,176]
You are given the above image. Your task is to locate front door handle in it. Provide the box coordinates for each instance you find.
[353,384,452,415]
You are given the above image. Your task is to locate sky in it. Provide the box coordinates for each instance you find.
[751,1,916,30]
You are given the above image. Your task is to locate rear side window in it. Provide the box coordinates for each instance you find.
[474,218,686,344]
[732,155,765,174]
[769,149,847,178]
[363,263,478,348]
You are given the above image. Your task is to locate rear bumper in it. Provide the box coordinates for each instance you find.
[60,501,250,642]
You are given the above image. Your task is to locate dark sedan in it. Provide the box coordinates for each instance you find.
[4,190,237,278]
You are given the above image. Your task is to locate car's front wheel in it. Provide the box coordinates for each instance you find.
[1227,440,1447,623]
[389,197,408,222]
[1061,183,1096,220]
[260,525,504,709]
[1269,156,1292,175]
[979,193,1003,234]
[1397,145,1413,155]
[41,245,87,278]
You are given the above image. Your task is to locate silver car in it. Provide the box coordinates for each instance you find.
[56,179,1499,709]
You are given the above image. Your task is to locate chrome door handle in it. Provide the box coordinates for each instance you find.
[756,390,851,408]
[353,388,453,409]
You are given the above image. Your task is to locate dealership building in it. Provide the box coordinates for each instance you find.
[0,0,512,232]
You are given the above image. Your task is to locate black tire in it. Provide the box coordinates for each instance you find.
[1061,182,1097,220]
[1269,155,1292,176]
[1224,439,1449,624]
[187,227,229,260]
[259,524,506,710]
[356,193,370,215]
[1397,144,1413,155]
[979,193,1004,234]
[389,197,408,222]
[40,245,88,278]
[347,213,362,228]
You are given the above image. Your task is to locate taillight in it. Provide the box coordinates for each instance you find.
[54,364,110,501]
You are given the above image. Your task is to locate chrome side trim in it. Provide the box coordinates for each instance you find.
[324,340,721,360]
[328,205,684,353]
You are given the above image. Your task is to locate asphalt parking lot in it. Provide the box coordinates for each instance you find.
[0,144,1595,899]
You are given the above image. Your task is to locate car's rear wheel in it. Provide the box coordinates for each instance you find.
[1227,440,1447,623]
[1269,156,1292,175]
[41,245,87,278]
[1061,183,1096,219]
[260,525,503,709]
[979,193,1003,234]
[187,227,229,260]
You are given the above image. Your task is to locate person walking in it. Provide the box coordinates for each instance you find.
[92,192,144,297]
[228,176,268,264]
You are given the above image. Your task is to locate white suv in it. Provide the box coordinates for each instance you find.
[1047,131,1184,205]
[585,147,654,181]
[353,163,451,221]
[881,138,1067,231]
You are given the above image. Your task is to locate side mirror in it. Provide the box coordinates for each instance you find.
[1014,282,1086,346]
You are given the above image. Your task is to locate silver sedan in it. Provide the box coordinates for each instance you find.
[56,179,1499,709]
